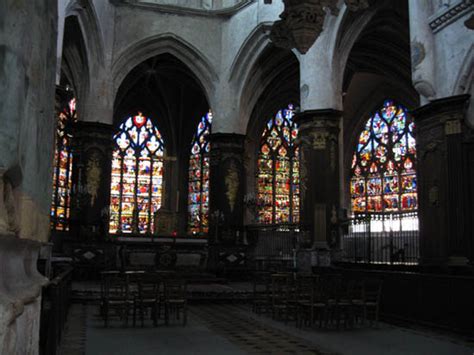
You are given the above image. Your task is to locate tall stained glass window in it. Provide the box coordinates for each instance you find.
[257,104,300,224]
[188,111,212,235]
[109,113,165,234]
[350,100,417,214]
[51,97,77,231]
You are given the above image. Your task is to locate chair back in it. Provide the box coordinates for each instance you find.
[271,272,293,305]
[164,279,187,302]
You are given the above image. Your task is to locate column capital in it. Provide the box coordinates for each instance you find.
[294,109,342,126]
[412,94,470,123]
[74,121,114,143]
[209,133,246,147]
[294,109,342,151]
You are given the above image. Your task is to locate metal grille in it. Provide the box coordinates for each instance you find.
[341,212,419,265]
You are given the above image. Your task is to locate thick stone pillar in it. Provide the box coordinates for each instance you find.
[1,1,57,352]
[294,110,342,253]
[0,236,48,354]
[412,94,472,266]
[0,0,58,243]
[70,122,114,240]
[208,133,245,245]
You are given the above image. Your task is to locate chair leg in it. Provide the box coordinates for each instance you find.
[165,304,169,325]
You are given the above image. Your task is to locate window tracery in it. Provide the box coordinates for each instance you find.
[188,111,212,235]
[51,97,77,231]
[256,104,300,224]
[350,100,417,214]
[109,113,165,234]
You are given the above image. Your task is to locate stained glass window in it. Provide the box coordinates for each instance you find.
[51,97,77,231]
[109,113,165,234]
[188,111,212,235]
[257,104,300,224]
[351,100,417,214]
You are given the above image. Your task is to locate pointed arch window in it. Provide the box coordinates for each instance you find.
[188,111,212,235]
[51,97,77,231]
[109,113,165,234]
[350,100,417,214]
[257,104,300,224]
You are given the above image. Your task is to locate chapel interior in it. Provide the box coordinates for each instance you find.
[0,0,473,354]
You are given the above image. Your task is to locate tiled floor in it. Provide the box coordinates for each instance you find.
[59,304,474,355]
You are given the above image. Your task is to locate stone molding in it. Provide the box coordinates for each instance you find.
[429,0,474,33]
[110,0,253,17]
[0,235,48,354]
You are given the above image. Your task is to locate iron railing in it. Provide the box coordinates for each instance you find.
[246,224,311,271]
[341,212,419,265]
[40,266,74,355]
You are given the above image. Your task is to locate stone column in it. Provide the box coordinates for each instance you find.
[70,122,114,240]
[412,94,472,266]
[294,110,342,256]
[0,236,48,354]
[208,133,246,245]
[408,0,437,104]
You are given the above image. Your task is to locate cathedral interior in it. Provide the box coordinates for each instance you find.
[0,0,473,354]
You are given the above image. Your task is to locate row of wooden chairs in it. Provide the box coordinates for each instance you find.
[253,272,382,329]
[100,270,187,328]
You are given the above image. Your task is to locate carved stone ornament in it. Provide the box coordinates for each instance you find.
[270,0,370,54]
[86,151,102,206]
[411,41,426,68]
[225,160,240,213]
[344,0,370,12]
[311,130,330,150]
[444,119,462,135]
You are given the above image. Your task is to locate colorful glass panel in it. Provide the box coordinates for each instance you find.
[188,111,212,235]
[109,113,164,234]
[350,100,417,214]
[51,97,77,231]
[257,104,299,224]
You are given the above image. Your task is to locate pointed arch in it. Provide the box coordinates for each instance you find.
[112,34,217,103]
[65,0,105,71]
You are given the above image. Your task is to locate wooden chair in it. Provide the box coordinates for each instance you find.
[135,273,162,327]
[348,278,366,325]
[100,271,120,318]
[362,279,383,327]
[271,273,295,324]
[164,279,187,326]
[296,275,329,328]
[102,272,133,327]
[323,274,353,328]
[252,272,271,315]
